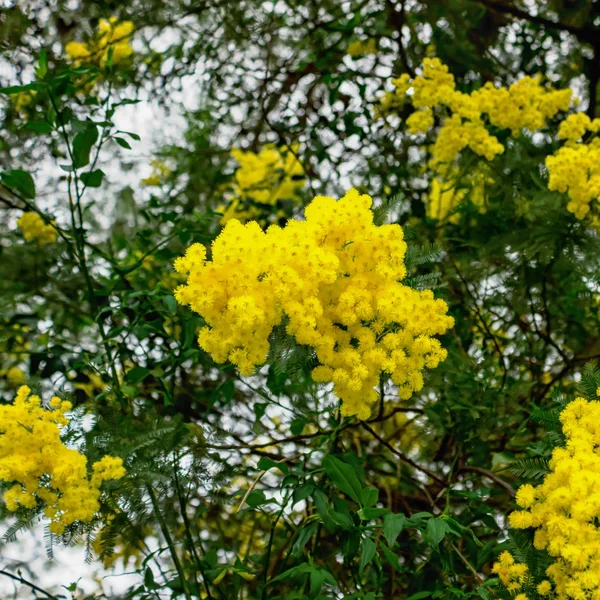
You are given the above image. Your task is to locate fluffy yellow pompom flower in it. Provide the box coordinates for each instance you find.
[219,145,305,225]
[406,108,434,135]
[537,580,553,595]
[503,397,600,597]
[0,386,125,535]
[5,366,26,386]
[426,168,490,221]
[546,128,600,220]
[66,17,133,67]
[174,188,454,419]
[492,551,529,593]
[346,38,377,57]
[17,212,57,245]
[378,58,572,169]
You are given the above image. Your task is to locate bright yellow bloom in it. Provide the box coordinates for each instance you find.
[12,91,36,113]
[492,551,529,593]
[546,135,600,220]
[406,108,434,135]
[346,39,377,57]
[174,188,454,419]
[503,397,600,597]
[17,212,57,245]
[141,159,171,187]
[5,367,26,386]
[65,17,134,67]
[378,57,572,168]
[426,168,490,221]
[0,386,125,535]
[219,145,305,225]
[72,373,106,398]
[537,580,553,595]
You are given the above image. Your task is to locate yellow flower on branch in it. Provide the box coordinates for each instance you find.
[174,188,453,419]
[346,39,378,58]
[499,397,600,598]
[17,212,57,245]
[0,386,125,535]
[65,17,134,67]
[218,144,305,225]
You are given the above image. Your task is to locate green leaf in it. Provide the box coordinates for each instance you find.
[424,517,448,549]
[361,487,378,507]
[114,136,132,149]
[72,125,98,169]
[407,593,432,600]
[162,294,178,315]
[125,366,150,384]
[80,169,105,188]
[309,569,324,597]
[35,49,47,79]
[359,537,377,572]
[144,567,160,591]
[257,457,289,474]
[322,454,363,504]
[358,507,389,520]
[1,169,35,199]
[380,542,402,574]
[245,490,271,508]
[23,121,53,134]
[120,130,141,140]
[219,379,235,402]
[383,513,406,546]
[291,521,318,556]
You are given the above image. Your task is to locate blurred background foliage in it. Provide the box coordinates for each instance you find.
[1,0,600,598]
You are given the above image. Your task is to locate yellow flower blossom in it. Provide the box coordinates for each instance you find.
[17,212,57,245]
[0,386,125,535]
[546,134,600,220]
[174,188,454,419]
[346,39,378,57]
[219,145,305,225]
[5,366,26,386]
[378,58,572,168]
[141,159,171,187]
[537,580,553,595]
[12,91,36,114]
[504,397,600,597]
[72,373,106,398]
[65,17,134,67]
[492,551,529,593]
[406,108,434,135]
[426,168,490,221]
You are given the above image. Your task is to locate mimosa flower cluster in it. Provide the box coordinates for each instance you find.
[17,212,57,245]
[426,168,490,222]
[0,386,125,535]
[504,397,600,598]
[219,145,305,225]
[491,551,530,596]
[174,188,453,419]
[546,113,600,219]
[66,17,134,67]
[141,159,172,187]
[346,39,378,57]
[379,58,572,169]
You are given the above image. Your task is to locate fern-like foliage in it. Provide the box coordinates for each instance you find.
[372,193,406,226]
[510,457,550,481]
